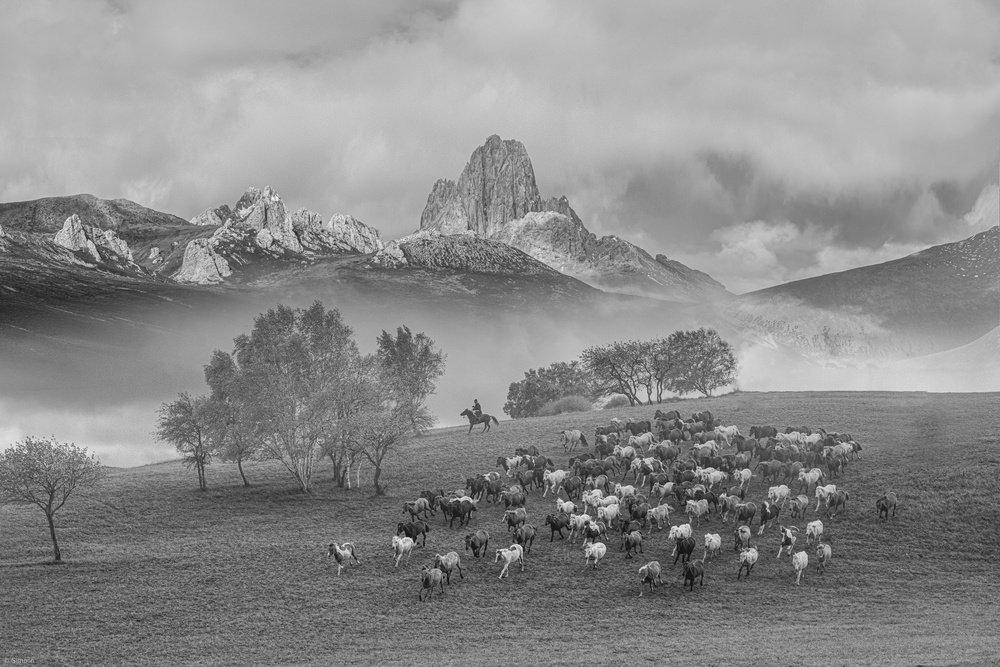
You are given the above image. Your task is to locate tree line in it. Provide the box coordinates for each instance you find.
[504,327,737,418]
[0,302,443,564]
[156,302,445,494]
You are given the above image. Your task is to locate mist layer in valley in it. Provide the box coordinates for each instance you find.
[2,277,995,467]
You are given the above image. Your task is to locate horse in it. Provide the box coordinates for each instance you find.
[461,409,499,433]
[561,429,588,451]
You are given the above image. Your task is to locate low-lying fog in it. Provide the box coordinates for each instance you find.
[1,290,995,467]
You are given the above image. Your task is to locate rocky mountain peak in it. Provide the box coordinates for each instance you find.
[420,135,543,237]
[543,195,582,225]
[225,185,301,252]
[418,179,461,232]
[371,232,565,277]
[174,188,385,283]
[53,213,136,265]
[53,214,97,261]
[173,238,233,284]
[325,213,384,253]
[415,135,729,302]
[190,204,235,227]
[233,187,263,219]
[489,209,728,302]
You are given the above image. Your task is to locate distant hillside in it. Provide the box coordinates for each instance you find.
[492,210,728,301]
[0,229,240,354]
[0,194,211,275]
[880,325,1000,392]
[735,226,999,358]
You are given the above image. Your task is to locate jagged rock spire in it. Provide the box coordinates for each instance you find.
[53,214,135,264]
[420,135,544,237]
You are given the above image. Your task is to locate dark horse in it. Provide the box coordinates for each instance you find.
[461,409,499,433]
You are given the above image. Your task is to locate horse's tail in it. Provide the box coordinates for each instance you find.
[581,434,589,447]
[491,416,499,425]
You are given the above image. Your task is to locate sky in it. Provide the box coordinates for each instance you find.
[2,0,999,294]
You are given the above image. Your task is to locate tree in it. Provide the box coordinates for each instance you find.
[0,436,105,562]
[376,325,446,432]
[320,355,377,489]
[504,368,550,419]
[156,393,213,491]
[344,362,434,495]
[665,328,738,397]
[648,337,673,404]
[192,301,442,493]
[226,302,359,493]
[632,339,658,405]
[580,341,647,406]
[504,360,599,418]
[203,350,262,487]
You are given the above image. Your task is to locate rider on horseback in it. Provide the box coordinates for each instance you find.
[472,399,482,417]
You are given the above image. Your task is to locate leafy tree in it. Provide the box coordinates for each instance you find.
[665,328,738,397]
[156,393,213,491]
[0,436,105,562]
[320,355,378,489]
[343,361,433,496]
[648,337,673,403]
[376,325,446,431]
[203,351,261,487]
[504,369,551,419]
[225,302,359,493]
[504,361,598,418]
[580,341,647,406]
[191,302,442,493]
[632,339,659,405]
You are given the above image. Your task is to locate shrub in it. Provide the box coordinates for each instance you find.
[536,395,593,417]
[603,394,631,410]
[504,361,601,418]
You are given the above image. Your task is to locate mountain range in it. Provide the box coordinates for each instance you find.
[0,135,997,374]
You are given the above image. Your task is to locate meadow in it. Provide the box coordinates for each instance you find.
[2,391,999,666]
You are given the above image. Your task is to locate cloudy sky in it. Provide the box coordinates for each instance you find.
[2,0,998,292]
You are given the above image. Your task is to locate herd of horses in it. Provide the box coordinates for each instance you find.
[331,406,886,600]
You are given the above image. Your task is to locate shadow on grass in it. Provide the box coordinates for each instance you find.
[1,559,66,568]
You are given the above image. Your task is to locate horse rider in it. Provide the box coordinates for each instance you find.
[472,399,482,417]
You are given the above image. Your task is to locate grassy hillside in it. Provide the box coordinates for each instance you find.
[3,391,999,666]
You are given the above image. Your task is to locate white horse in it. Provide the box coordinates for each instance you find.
[542,469,569,497]
[561,429,587,451]
[328,542,361,575]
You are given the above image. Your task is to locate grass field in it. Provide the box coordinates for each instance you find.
[3,391,999,666]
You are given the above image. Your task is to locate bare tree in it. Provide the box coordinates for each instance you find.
[0,436,105,562]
